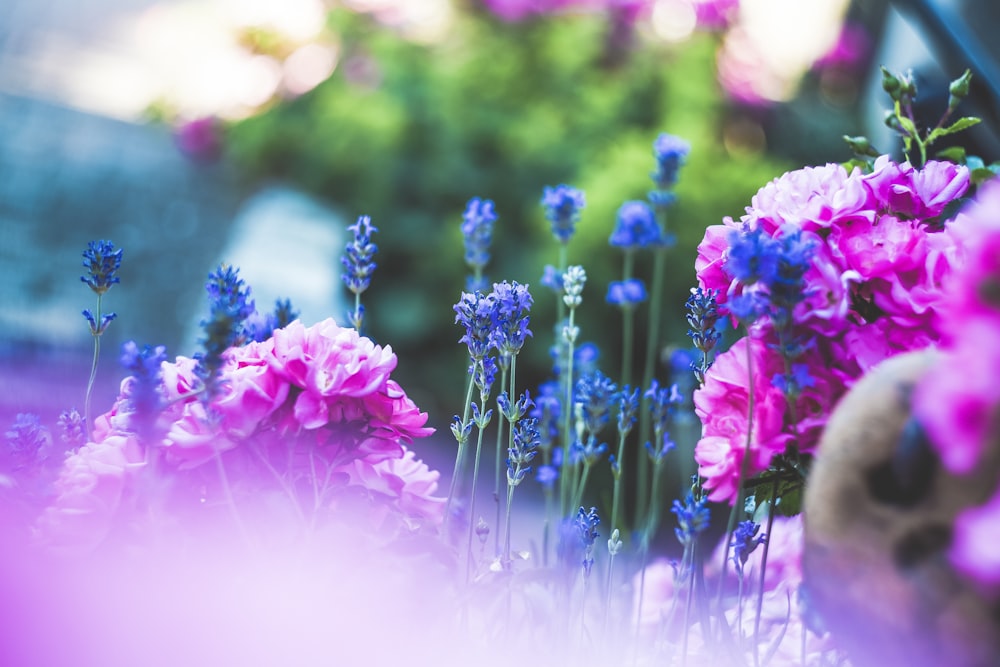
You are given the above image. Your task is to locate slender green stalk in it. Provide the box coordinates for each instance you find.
[494,364,510,556]
[610,429,627,537]
[559,312,577,517]
[637,239,668,524]
[752,481,779,667]
[465,361,491,582]
[715,334,757,638]
[444,371,477,528]
[620,250,635,388]
[83,293,104,432]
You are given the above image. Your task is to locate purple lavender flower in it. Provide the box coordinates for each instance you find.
[57,409,86,448]
[462,197,497,291]
[609,201,662,250]
[80,240,122,295]
[454,290,497,361]
[120,341,167,440]
[575,370,618,436]
[4,413,51,471]
[672,491,710,547]
[507,416,540,486]
[651,133,691,190]
[342,215,378,296]
[731,519,766,576]
[489,281,533,357]
[197,264,255,399]
[574,506,601,576]
[541,184,586,244]
[606,278,647,307]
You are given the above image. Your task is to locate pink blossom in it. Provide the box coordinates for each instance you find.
[34,434,144,552]
[941,179,1000,328]
[746,163,873,233]
[830,213,927,280]
[346,446,445,525]
[694,337,792,503]
[695,337,846,503]
[707,514,804,590]
[864,156,969,219]
[913,320,1000,474]
[215,339,290,440]
[950,485,1000,596]
[693,0,739,31]
[695,218,740,303]
[814,22,869,71]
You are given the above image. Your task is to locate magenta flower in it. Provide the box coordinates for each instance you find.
[747,162,874,234]
[863,155,969,220]
[950,485,1000,596]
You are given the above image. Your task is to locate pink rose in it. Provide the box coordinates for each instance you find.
[346,446,445,525]
[747,162,874,233]
[34,434,144,553]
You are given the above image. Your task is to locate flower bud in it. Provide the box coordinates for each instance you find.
[881,66,902,101]
[948,69,973,110]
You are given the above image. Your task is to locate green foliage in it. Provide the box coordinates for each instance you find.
[226,8,789,420]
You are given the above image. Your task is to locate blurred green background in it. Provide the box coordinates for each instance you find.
[225,5,798,426]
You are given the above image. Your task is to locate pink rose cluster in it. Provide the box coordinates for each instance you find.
[911,179,1000,593]
[36,318,442,551]
[694,157,970,502]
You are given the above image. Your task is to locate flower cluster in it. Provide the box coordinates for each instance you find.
[541,184,586,244]
[36,318,440,551]
[694,157,970,501]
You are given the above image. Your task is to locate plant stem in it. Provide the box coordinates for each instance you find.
[444,370,477,530]
[494,364,510,556]
[753,482,779,667]
[83,293,104,435]
[610,429,627,538]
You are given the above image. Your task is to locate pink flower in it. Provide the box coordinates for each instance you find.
[34,434,144,553]
[693,0,739,31]
[942,179,1000,328]
[950,485,1000,596]
[913,320,1000,474]
[694,337,792,503]
[695,337,846,503]
[864,156,969,219]
[346,446,445,525]
[695,218,740,304]
[746,163,873,234]
[215,340,290,440]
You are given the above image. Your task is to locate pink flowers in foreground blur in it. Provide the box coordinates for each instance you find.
[36,318,441,551]
[694,156,970,502]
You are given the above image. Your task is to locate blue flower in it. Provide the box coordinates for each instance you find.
[725,227,780,285]
[454,290,497,360]
[80,240,122,295]
[616,385,640,436]
[82,309,117,336]
[609,201,662,250]
[57,409,86,448]
[731,519,766,576]
[540,264,563,293]
[671,492,710,547]
[651,133,691,190]
[541,184,586,244]
[536,464,558,488]
[5,413,51,471]
[574,506,601,576]
[489,281,533,357]
[197,264,255,399]
[507,417,540,487]
[461,197,497,275]
[606,278,647,307]
[771,363,816,399]
[575,370,618,436]
[120,340,167,440]
[530,380,562,448]
[342,215,378,296]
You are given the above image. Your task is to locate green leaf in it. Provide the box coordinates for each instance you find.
[896,113,918,138]
[971,167,997,186]
[927,116,982,143]
[934,146,966,164]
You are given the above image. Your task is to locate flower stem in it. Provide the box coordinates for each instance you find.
[83,293,103,435]
[444,370,477,531]
[752,481,778,667]
[494,364,510,556]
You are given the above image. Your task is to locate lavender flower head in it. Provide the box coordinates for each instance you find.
[489,281,533,358]
[541,184,586,244]
[120,341,168,439]
[462,197,497,290]
[574,506,601,576]
[575,370,618,436]
[651,133,691,190]
[342,215,378,297]
[197,264,255,399]
[81,240,123,295]
[507,416,540,487]
[606,278,647,307]
[454,290,497,360]
[731,519,766,576]
[57,409,86,448]
[671,491,710,547]
[609,201,662,250]
[616,385,640,436]
[4,413,52,471]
